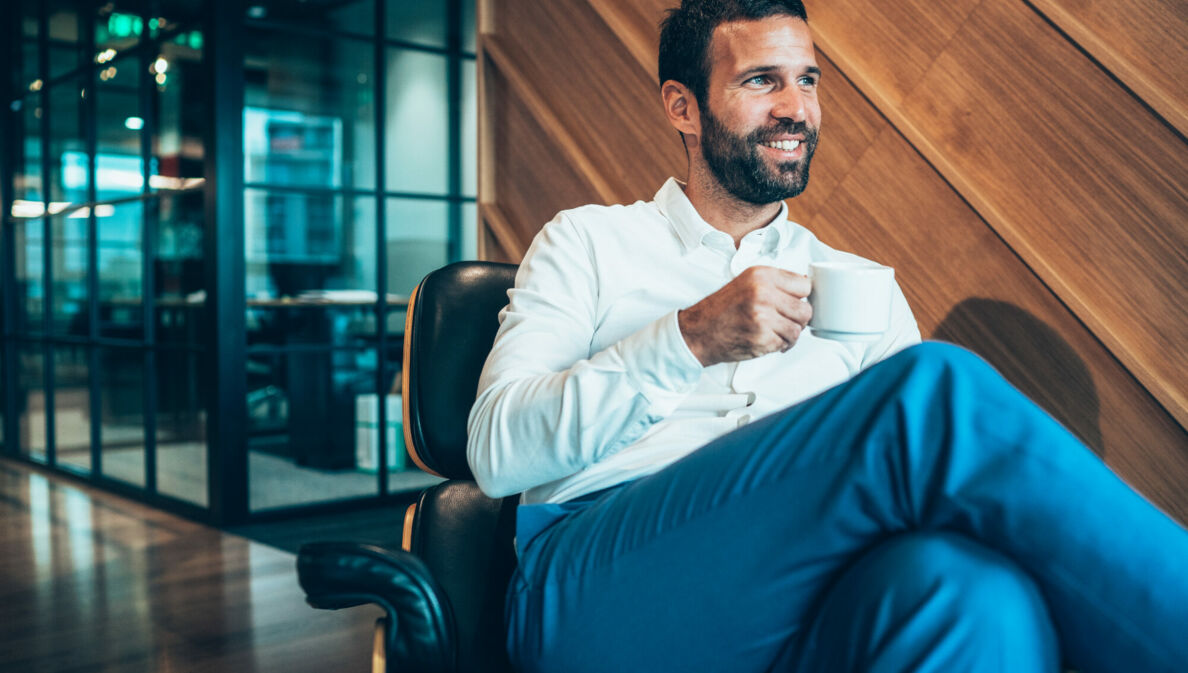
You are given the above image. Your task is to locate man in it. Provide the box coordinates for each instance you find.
[467,1,1188,671]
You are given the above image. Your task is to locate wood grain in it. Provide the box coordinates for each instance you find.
[488,63,602,251]
[0,459,379,672]
[491,0,684,205]
[1027,0,1188,136]
[803,0,982,105]
[811,124,1188,523]
[807,0,1188,430]
[480,200,531,263]
[587,0,668,81]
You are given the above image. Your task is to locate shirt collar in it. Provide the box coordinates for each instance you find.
[654,177,794,255]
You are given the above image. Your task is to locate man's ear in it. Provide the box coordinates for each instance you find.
[661,80,700,140]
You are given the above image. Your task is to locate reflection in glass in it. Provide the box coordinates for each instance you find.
[100,347,146,487]
[462,59,477,197]
[54,346,92,474]
[47,1,82,79]
[18,345,47,461]
[16,219,45,332]
[48,77,88,207]
[158,0,204,31]
[154,192,206,345]
[95,1,142,53]
[385,48,448,195]
[95,54,142,202]
[387,0,445,47]
[15,96,42,203]
[98,201,145,339]
[50,214,89,335]
[247,0,374,36]
[244,30,375,189]
[462,0,477,52]
[20,5,39,98]
[153,40,206,192]
[248,349,380,510]
[462,201,478,261]
[245,190,376,298]
[387,426,443,493]
[157,350,207,506]
[386,198,448,297]
[248,304,378,354]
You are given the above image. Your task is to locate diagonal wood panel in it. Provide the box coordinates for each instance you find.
[478,0,1188,522]
[805,0,1188,430]
[487,62,598,248]
[812,124,1188,522]
[494,0,684,206]
[1027,0,1188,137]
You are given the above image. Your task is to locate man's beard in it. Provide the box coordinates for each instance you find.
[700,107,818,205]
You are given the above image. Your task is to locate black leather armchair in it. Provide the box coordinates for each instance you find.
[297,262,519,673]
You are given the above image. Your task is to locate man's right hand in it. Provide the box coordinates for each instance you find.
[677,266,813,367]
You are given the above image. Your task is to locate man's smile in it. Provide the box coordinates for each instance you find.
[759,138,803,158]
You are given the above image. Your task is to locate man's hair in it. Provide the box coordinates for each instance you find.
[658,0,808,107]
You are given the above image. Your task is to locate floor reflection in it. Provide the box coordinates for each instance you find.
[0,459,380,672]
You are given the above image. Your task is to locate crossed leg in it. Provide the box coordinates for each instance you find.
[506,343,1188,673]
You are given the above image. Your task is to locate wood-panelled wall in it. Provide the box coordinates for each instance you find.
[475,0,1188,522]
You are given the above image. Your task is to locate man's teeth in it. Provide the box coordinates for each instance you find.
[764,140,801,151]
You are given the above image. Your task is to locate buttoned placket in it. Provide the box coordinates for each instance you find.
[726,229,779,426]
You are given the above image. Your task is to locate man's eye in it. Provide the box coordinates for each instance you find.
[797,76,819,88]
[745,75,771,86]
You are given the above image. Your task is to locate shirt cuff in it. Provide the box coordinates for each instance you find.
[612,310,703,413]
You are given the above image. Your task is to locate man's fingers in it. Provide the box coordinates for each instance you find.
[772,294,812,326]
[769,315,804,352]
[761,267,812,298]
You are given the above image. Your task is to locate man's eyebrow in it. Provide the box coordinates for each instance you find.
[738,65,780,79]
[737,64,822,79]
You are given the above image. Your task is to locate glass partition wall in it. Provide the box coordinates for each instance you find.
[0,0,476,524]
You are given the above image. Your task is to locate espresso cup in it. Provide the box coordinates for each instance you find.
[807,261,894,342]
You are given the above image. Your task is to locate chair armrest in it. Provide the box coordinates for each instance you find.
[297,541,456,673]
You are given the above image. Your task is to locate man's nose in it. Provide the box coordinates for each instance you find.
[771,86,806,122]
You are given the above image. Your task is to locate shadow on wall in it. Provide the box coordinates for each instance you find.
[932,298,1103,457]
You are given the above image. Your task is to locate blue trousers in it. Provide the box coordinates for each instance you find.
[506,343,1188,672]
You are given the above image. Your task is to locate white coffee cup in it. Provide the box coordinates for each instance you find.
[807,261,894,342]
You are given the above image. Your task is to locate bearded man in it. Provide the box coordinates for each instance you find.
[467,1,1188,671]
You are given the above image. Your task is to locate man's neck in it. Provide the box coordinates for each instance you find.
[683,167,784,248]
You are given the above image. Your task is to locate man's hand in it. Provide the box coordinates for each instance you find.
[678,266,812,367]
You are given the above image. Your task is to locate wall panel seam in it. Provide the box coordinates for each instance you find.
[483,37,622,204]
[1023,0,1188,140]
[479,201,527,262]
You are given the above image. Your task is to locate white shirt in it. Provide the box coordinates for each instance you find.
[467,178,921,504]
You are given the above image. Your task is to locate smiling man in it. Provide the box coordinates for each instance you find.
[467,1,1188,672]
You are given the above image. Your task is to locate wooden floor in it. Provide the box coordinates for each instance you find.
[0,458,380,673]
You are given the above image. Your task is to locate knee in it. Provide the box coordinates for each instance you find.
[881,341,1008,406]
[866,533,1056,641]
[895,341,991,378]
[806,533,1060,672]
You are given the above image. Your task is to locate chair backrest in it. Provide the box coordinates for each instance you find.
[401,261,520,673]
[402,261,518,480]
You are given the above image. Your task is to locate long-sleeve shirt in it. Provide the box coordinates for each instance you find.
[467,178,921,504]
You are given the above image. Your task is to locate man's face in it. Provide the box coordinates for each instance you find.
[697,16,822,204]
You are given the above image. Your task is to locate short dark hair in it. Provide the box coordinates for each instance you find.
[658,0,808,107]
